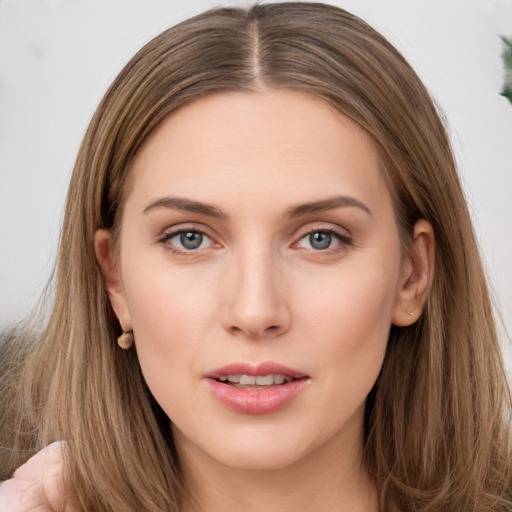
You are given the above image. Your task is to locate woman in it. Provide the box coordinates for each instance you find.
[1,2,511,511]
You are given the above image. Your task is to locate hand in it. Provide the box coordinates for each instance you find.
[0,442,83,511]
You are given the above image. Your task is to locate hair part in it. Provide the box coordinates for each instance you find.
[1,3,511,511]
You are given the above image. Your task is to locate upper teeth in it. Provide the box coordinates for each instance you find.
[218,374,293,385]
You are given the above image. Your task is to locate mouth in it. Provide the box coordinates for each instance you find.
[205,362,310,414]
[215,373,302,389]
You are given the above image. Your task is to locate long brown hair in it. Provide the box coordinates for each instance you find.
[1,3,511,510]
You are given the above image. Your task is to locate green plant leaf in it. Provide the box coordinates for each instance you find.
[500,35,512,104]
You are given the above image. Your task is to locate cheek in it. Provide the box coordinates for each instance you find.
[122,240,215,331]
[299,258,399,409]
[305,263,398,349]
[120,257,215,394]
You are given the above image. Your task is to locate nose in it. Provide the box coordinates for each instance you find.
[221,246,291,339]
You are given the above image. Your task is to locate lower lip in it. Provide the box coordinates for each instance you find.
[207,378,309,415]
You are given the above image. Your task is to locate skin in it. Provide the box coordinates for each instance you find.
[0,89,433,510]
[98,89,434,511]
[0,443,82,512]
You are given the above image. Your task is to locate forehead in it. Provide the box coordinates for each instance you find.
[125,89,391,216]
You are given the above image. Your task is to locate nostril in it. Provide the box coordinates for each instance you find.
[222,302,291,338]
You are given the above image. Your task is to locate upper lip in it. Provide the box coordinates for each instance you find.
[205,361,308,380]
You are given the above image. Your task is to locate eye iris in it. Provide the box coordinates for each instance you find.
[310,232,331,250]
[180,231,203,249]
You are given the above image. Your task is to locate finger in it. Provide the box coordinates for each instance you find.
[13,442,67,481]
[0,477,54,512]
[10,442,83,511]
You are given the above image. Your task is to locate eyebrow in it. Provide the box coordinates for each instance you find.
[142,194,372,218]
[143,197,225,218]
[284,195,372,217]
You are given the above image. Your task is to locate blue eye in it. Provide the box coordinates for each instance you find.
[297,230,348,250]
[309,232,333,250]
[161,229,214,252]
[179,231,204,249]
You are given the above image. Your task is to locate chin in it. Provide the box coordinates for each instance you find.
[214,441,309,472]
[195,421,330,472]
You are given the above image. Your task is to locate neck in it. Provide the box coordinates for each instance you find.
[176,414,379,512]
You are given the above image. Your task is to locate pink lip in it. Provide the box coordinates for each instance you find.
[205,361,310,415]
[205,361,308,380]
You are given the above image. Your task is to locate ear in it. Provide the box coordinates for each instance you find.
[391,219,435,327]
[94,229,132,331]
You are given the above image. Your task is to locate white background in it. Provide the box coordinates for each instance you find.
[0,0,511,372]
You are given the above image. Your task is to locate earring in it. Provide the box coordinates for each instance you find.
[402,306,414,318]
[117,330,134,349]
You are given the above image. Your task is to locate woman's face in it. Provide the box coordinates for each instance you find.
[98,90,419,472]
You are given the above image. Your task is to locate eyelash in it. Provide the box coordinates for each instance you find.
[158,225,216,256]
[157,226,353,256]
[294,228,352,253]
